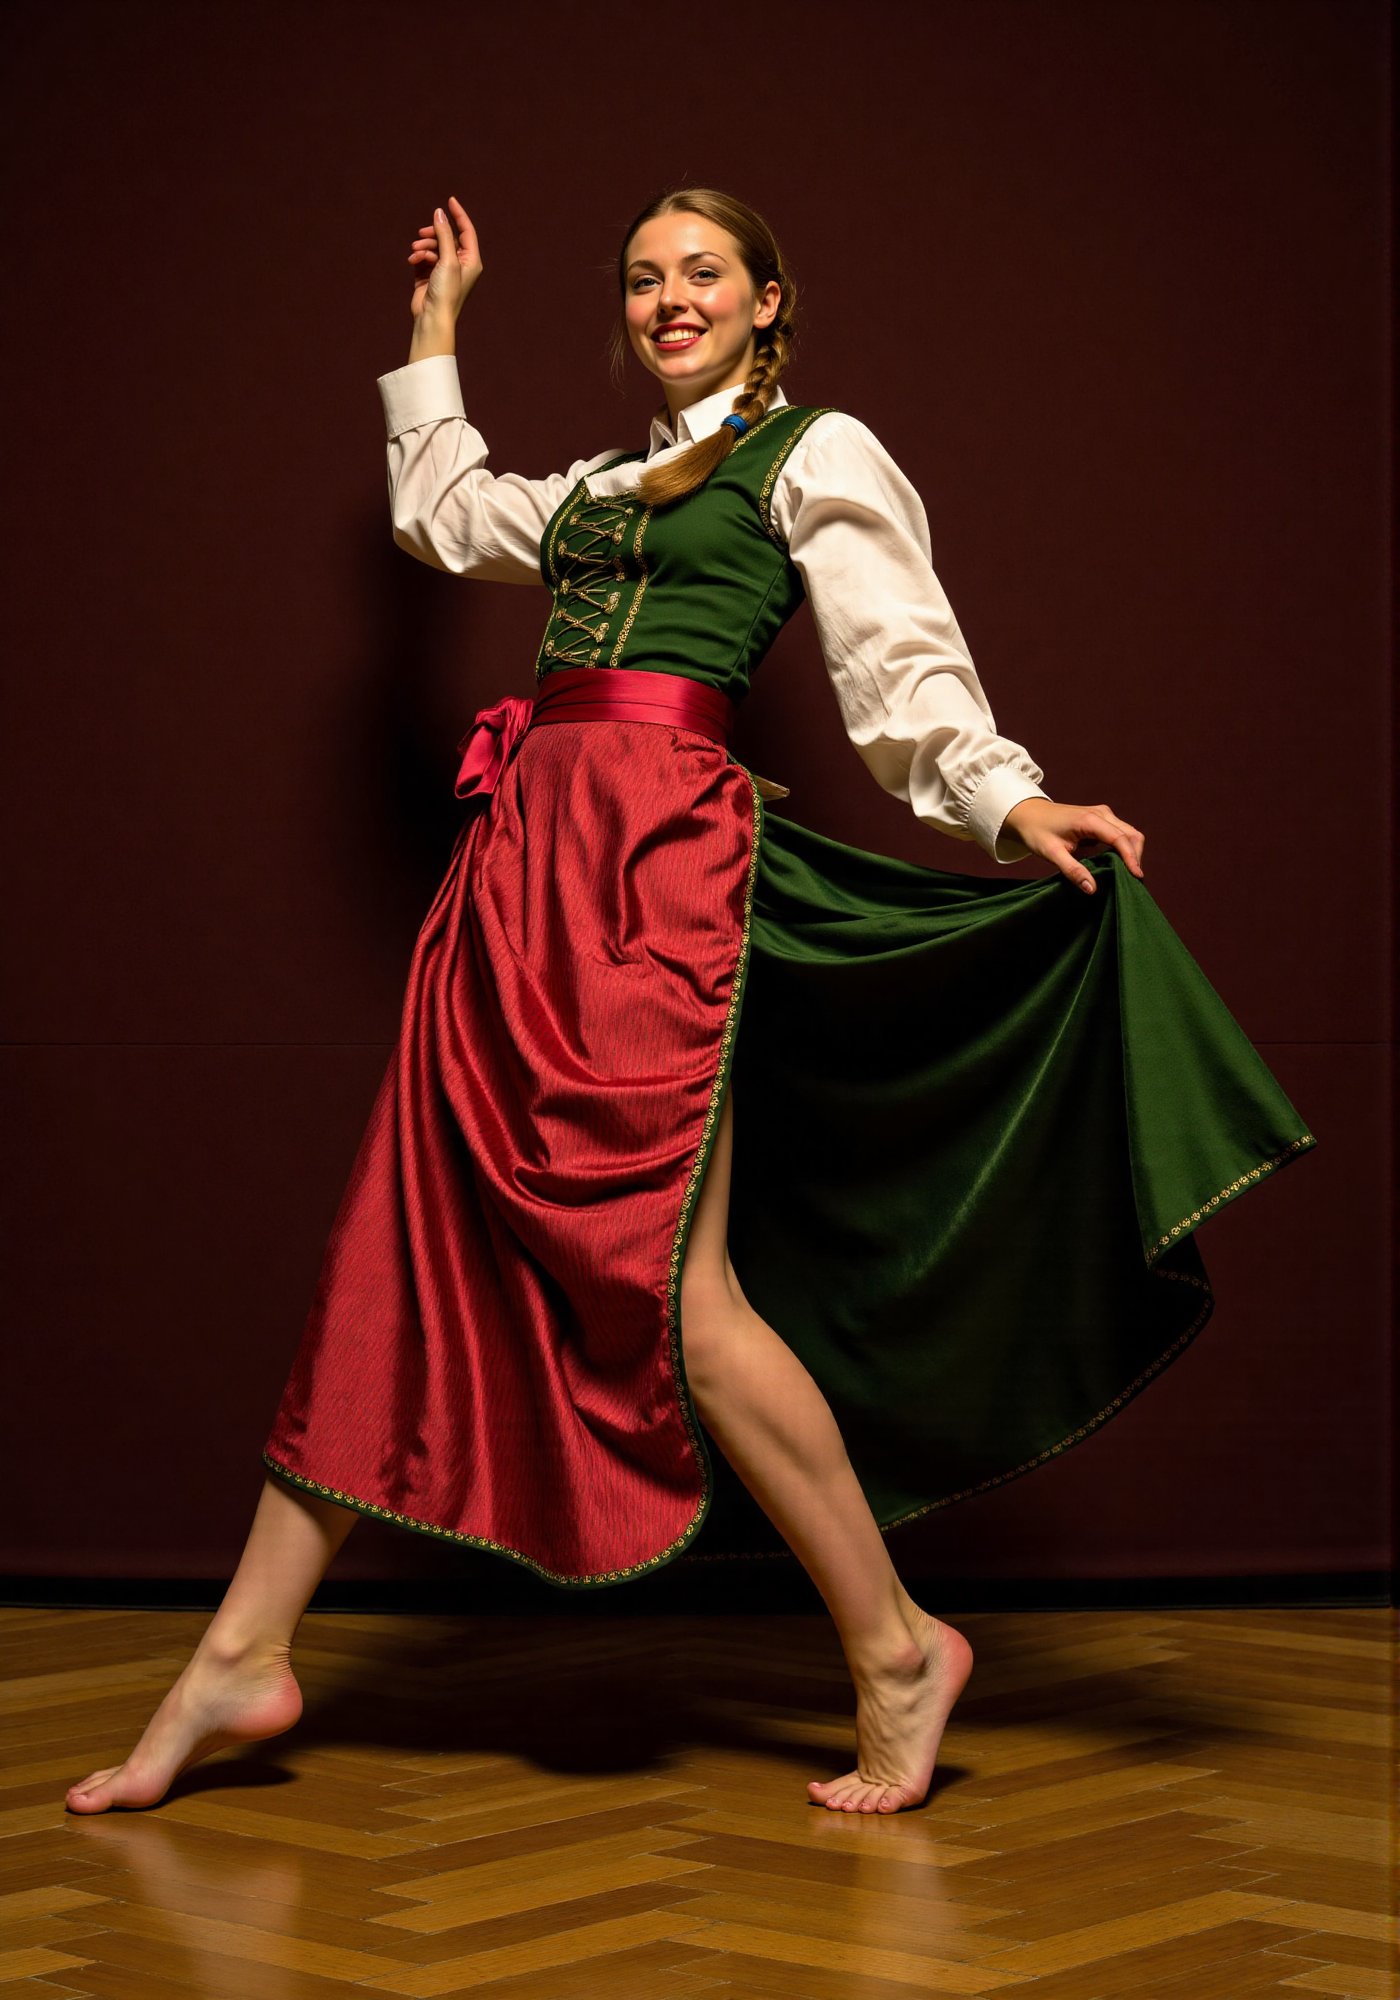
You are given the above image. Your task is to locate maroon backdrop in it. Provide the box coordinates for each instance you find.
[2,0,1390,1588]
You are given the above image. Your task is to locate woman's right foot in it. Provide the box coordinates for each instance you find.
[65,1637,303,1814]
[807,1601,975,1814]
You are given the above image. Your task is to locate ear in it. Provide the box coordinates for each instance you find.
[753,278,782,330]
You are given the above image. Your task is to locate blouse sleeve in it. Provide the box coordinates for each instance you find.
[770,411,1052,864]
[376,353,621,585]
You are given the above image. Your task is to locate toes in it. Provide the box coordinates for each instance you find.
[67,1766,118,1802]
[74,1765,119,1788]
[811,1771,910,1814]
[815,1775,862,1810]
[876,1782,922,1813]
[67,1785,111,1813]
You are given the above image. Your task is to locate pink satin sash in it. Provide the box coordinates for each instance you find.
[454,667,737,801]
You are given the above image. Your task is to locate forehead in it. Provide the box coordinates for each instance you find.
[626,212,738,268]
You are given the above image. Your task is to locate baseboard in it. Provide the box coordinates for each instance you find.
[0,1569,1391,1616]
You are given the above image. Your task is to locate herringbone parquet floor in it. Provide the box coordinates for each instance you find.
[1,1605,1393,1998]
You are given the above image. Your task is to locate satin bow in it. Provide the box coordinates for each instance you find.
[454,693,536,801]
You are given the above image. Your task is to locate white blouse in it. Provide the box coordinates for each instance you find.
[376,354,1052,863]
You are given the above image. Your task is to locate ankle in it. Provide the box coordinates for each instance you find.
[845,1621,927,1685]
[196,1625,294,1669]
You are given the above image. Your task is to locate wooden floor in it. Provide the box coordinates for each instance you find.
[0,1606,1393,1998]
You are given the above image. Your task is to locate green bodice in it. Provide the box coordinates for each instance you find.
[533,402,838,699]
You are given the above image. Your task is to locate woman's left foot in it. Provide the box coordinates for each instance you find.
[807,1603,974,1813]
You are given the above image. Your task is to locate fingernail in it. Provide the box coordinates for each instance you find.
[1081,880,1094,894]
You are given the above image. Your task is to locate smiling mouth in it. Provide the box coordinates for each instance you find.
[652,327,706,349]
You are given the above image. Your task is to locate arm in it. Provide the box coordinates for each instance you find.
[772,413,1052,864]
[376,352,622,585]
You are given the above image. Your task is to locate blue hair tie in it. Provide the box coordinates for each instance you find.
[719,412,749,437]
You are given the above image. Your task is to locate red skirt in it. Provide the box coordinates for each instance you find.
[262,672,759,1584]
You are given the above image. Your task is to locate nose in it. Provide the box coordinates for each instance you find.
[657,277,690,317]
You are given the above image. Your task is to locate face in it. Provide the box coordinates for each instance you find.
[623,210,781,415]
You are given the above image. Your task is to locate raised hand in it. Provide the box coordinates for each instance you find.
[407,195,483,326]
[999,798,1146,895]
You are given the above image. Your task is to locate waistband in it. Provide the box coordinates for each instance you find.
[532,666,736,744]
[453,666,736,802]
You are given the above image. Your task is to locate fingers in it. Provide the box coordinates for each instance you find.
[1076,804,1146,880]
[405,208,452,267]
[407,213,439,268]
[446,195,477,251]
[1046,838,1100,895]
[1043,805,1147,896]
[406,199,476,269]
[1016,800,1149,898]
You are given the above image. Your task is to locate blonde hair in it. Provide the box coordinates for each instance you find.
[608,187,799,509]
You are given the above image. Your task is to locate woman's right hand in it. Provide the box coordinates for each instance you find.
[407,196,482,325]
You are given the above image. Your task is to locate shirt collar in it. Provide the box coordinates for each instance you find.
[582,381,791,500]
[649,380,790,454]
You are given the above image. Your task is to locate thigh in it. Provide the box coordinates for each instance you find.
[681,1080,739,1299]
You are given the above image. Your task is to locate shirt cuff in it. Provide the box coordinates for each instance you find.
[377,353,466,439]
[965,767,1051,863]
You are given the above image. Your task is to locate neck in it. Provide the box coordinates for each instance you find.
[666,370,751,436]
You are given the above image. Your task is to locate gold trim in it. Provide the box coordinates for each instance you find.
[664,767,765,1526]
[537,482,655,678]
[260,1450,672,1588]
[714,403,789,461]
[261,768,767,1592]
[1146,1132,1318,1263]
[539,450,645,589]
[541,476,585,589]
[539,494,633,668]
[758,406,839,542]
[609,500,655,664]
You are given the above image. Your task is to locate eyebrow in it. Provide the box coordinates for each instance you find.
[625,249,729,274]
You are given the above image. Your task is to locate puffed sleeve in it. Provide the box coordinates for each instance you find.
[376,354,622,585]
[770,411,1052,864]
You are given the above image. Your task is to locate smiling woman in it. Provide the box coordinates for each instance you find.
[67,184,1317,1825]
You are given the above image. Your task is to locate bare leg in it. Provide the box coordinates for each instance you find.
[679,1083,974,1812]
[65,1476,358,1813]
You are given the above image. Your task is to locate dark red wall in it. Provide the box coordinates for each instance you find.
[3,0,1389,1588]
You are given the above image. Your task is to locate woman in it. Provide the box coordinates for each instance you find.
[67,189,1315,1819]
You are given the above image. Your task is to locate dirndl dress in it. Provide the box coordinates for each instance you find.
[261,402,1317,1588]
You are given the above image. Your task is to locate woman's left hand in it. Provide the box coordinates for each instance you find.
[1000,798,1145,896]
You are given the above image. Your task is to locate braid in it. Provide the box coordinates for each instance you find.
[636,313,794,510]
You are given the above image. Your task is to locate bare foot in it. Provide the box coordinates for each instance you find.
[807,1602,974,1814]
[65,1638,303,1814]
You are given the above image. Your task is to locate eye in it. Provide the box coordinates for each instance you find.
[629,267,719,292]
